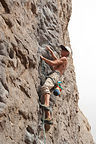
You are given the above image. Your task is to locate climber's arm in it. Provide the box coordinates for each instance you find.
[40,55,63,66]
[46,46,57,60]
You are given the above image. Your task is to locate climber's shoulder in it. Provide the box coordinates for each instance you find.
[60,57,67,63]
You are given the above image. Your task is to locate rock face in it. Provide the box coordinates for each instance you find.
[0,0,94,144]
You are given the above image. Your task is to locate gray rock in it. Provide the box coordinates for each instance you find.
[0,102,6,117]
[25,131,35,144]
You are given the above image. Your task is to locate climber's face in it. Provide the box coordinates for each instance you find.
[61,50,69,57]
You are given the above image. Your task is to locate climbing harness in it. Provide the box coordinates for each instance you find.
[46,75,56,85]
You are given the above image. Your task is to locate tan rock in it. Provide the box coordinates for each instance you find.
[0,0,94,144]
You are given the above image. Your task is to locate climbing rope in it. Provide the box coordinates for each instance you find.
[42,108,46,144]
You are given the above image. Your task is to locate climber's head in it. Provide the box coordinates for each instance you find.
[59,45,71,57]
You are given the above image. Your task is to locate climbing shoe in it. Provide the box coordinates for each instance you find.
[41,118,53,125]
[39,103,50,111]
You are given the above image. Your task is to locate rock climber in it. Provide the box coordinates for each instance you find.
[40,45,71,124]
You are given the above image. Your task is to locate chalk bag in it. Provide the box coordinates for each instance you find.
[53,81,63,96]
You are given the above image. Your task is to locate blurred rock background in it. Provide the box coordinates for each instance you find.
[0,0,94,144]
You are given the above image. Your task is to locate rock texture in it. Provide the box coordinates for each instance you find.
[0,0,94,144]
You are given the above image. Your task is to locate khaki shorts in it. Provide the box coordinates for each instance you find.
[41,71,61,95]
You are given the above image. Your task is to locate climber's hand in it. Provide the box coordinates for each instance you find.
[46,46,52,52]
[40,55,44,60]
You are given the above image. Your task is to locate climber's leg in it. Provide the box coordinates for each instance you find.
[44,93,51,119]
[44,93,50,107]
[40,93,51,118]
[40,92,53,124]
[40,72,60,123]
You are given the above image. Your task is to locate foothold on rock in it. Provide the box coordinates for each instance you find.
[19,110,28,120]
[31,2,36,15]
[25,131,35,144]
[26,125,34,134]
[0,0,10,13]
[0,102,6,117]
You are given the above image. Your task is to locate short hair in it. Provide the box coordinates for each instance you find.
[60,45,69,52]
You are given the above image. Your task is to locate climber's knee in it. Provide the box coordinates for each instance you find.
[41,86,51,96]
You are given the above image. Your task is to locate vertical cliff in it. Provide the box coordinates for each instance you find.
[0,0,94,144]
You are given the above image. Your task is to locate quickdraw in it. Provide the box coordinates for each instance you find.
[53,81,63,96]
